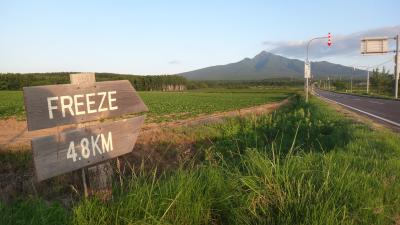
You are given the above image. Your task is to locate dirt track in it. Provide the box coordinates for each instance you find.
[0,98,289,150]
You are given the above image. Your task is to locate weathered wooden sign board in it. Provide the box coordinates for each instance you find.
[23,73,148,183]
[32,116,145,181]
[24,80,148,131]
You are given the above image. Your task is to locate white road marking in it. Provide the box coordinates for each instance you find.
[315,92,400,127]
[368,100,384,105]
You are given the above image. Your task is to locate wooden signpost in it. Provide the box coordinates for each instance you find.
[24,80,147,131]
[23,73,148,197]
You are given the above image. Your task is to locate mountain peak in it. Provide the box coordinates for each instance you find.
[254,51,272,58]
[179,51,367,80]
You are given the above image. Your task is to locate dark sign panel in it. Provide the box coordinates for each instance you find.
[23,80,148,131]
[31,116,145,181]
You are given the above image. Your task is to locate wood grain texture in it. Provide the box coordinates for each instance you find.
[31,115,145,181]
[23,80,148,131]
[70,73,96,85]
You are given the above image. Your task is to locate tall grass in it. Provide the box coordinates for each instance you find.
[2,95,400,224]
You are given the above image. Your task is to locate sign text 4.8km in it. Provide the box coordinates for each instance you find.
[32,116,145,181]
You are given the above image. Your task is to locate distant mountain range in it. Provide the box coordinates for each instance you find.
[179,51,366,80]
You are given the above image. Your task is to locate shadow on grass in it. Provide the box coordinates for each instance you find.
[194,95,356,164]
[0,148,85,206]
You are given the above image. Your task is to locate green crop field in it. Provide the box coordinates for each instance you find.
[1,95,400,224]
[140,89,293,122]
[0,91,26,119]
[0,89,294,122]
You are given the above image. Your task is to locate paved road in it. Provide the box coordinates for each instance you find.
[314,88,400,129]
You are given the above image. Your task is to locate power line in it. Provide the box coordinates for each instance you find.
[370,59,393,69]
[353,58,393,70]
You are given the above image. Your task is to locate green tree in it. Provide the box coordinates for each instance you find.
[370,67,393,95]
[332,80,347,91]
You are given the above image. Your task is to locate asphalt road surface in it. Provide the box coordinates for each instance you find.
[314,88,400,130]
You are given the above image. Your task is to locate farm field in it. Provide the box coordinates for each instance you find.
[1,95,400,224]
[0,91,26,119]
[0,89,295,122]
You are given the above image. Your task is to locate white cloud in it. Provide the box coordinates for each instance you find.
[267,25,400,60]
[168,60,181,64]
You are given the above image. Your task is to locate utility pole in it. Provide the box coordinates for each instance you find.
[351,67,354,93]
[354,65,370,94]
[395,35,399,99]
[367,70,370,94]
[328,76,330,90]
[351,77,353,93]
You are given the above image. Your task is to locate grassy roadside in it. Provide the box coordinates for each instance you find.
[1,95,400,224]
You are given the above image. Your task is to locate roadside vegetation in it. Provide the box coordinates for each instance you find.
[1,95,399,224]
[323,67,398,99]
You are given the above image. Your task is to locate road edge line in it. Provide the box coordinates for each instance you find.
[314,92,400,128]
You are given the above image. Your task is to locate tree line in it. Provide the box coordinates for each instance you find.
[187,78,304,89]
[0,72,187,91]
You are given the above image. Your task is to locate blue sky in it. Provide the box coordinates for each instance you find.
[0,0,399,74]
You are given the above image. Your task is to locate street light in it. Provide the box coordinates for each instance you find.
[353,65,371,94]
[305,33,331,102]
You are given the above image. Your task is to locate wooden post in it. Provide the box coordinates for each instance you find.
[81,168,88,198]
[70,73,113,200]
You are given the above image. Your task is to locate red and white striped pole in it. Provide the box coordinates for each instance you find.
[327,33,332,47]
